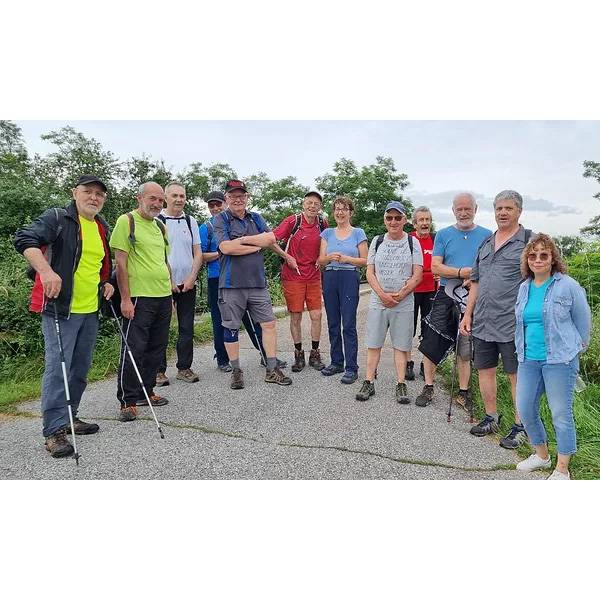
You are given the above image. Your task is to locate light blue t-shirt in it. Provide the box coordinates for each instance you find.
[433,224,492,286]
[320,227,368,270]
[199,217,220,279]
[523,278,552,360]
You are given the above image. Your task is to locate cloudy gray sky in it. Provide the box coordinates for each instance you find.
[16,120,600,235]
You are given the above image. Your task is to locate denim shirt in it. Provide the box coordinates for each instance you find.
[515,272,591,364]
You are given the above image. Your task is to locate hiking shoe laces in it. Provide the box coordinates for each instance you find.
[395,382,410,404]
[65,417,100,435]
[231,368,245,390]
[177,368,200,383]
[44,430,74,458]
[291,349,306,373]
[499,423,527,449]
[355,380,375,401]
[470,414,500,437]
[265,367,292,386]
[415,385,434,407]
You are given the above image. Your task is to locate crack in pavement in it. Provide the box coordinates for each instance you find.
[6,412,517,475]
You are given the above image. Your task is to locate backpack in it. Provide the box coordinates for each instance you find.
[26,208,67,281]
[156,212,194,257]
[283,213,326,253]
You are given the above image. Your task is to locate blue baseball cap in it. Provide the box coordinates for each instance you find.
[384,200,406,214]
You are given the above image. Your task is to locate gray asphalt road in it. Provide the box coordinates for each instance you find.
[0,288,541,479]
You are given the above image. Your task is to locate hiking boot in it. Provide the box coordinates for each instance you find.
[118,405,138,422]
[44,430,74,458]
[156,372,170,387]
[291,349,306,373]
[341,370,358,384]
[470,414,501,437]
[395,382,410,404]
[308,348,325,370]
[260,357,288,369]
[453,389,474,415]
[137,394,169,407]
[65,417,100,435]
[218,362,233,373]
[177,368,200,383]
[265,367,292,386]
[405,361,415,381]
[355,380,375,401]
[321,364,344,376]
[415,385,434,407]
[516,452,552,472]
[231,368,244,390]
[499,423,527,449]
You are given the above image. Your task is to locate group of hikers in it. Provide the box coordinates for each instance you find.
[14,176,592,480]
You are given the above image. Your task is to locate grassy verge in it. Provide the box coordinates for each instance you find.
[439,361,600,480]
[0,298,289,414]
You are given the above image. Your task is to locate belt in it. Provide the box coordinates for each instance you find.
[324,267,357,272]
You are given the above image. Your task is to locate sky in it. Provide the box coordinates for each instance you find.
[15,120,600,236]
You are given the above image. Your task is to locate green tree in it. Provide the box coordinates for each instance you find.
[581,160,600,238]
[555,235,585,259]
[247,173,309,227]
[0,121,49,238]
[315,156,411,240]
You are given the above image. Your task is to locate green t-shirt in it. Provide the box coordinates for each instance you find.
[71,215,104,313]
[109,211,172,298]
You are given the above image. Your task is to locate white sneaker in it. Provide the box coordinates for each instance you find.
[516,453,552,472]
[547,469,570,480]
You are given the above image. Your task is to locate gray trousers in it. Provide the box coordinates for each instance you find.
[41,312,99,437]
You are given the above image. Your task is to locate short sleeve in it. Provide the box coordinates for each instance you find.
[273,215,295,243]
[320,228,331,242]
[213,213,229,247]
[411,237,423,266]
[367,238,378,265]
[355,228,368,245]
[432,229,445,257]
[254,212,271,233]
[470,250,480,282]
[190,217,201,246]
[109,214,131,253]
[199,223,209,252]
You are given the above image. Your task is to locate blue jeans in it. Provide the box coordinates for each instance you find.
[516,357,579,455]
[41,312,99,437]
[322,269,360,372]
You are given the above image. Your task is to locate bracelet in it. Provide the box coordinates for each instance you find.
[457,268,462,278]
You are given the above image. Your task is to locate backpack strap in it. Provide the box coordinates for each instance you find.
[206,219,214,249]
[431,231,436,242]
[126,212,136,247]
[524,228,533,243]
[284,214,302,253]
[248,211,265,234]
[375,233,414,255]
[317,214,325,232]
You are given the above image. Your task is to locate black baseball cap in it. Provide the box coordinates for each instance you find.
[74,175,107,192]
[224,179,248,193]
[304,190,323,202]
[206,191,225,203]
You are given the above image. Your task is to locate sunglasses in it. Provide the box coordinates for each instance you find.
[385,215,404,222]
[207,202,222,208]
[527,251,551,261]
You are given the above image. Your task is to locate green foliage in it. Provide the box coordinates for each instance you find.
[580,307,600,385]
[315,156,411,241]
[555,235,585,259]
[581,160,600,237]
[567,243,600,311]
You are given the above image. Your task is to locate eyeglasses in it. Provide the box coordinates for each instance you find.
[527,251,551,261]
[334,207,350,213]
[385,215,404,222]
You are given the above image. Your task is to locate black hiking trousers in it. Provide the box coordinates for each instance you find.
[117,296,172,407]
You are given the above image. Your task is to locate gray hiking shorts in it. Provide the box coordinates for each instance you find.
[218,287,275,330]
[365,307,413,351]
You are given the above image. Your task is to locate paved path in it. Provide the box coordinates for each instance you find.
[0,288,541,479]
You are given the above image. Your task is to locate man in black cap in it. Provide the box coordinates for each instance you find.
[14,175,114,458]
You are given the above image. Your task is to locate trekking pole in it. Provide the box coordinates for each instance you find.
[245,309,267,366]
[52,303,80,466]
[446,329,461,423]
[108,300,165,439]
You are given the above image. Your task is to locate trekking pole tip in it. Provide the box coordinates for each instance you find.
[74,453,80,466]
[159,427,165,439]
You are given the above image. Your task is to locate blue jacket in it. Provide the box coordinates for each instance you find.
[515,272,592,364]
